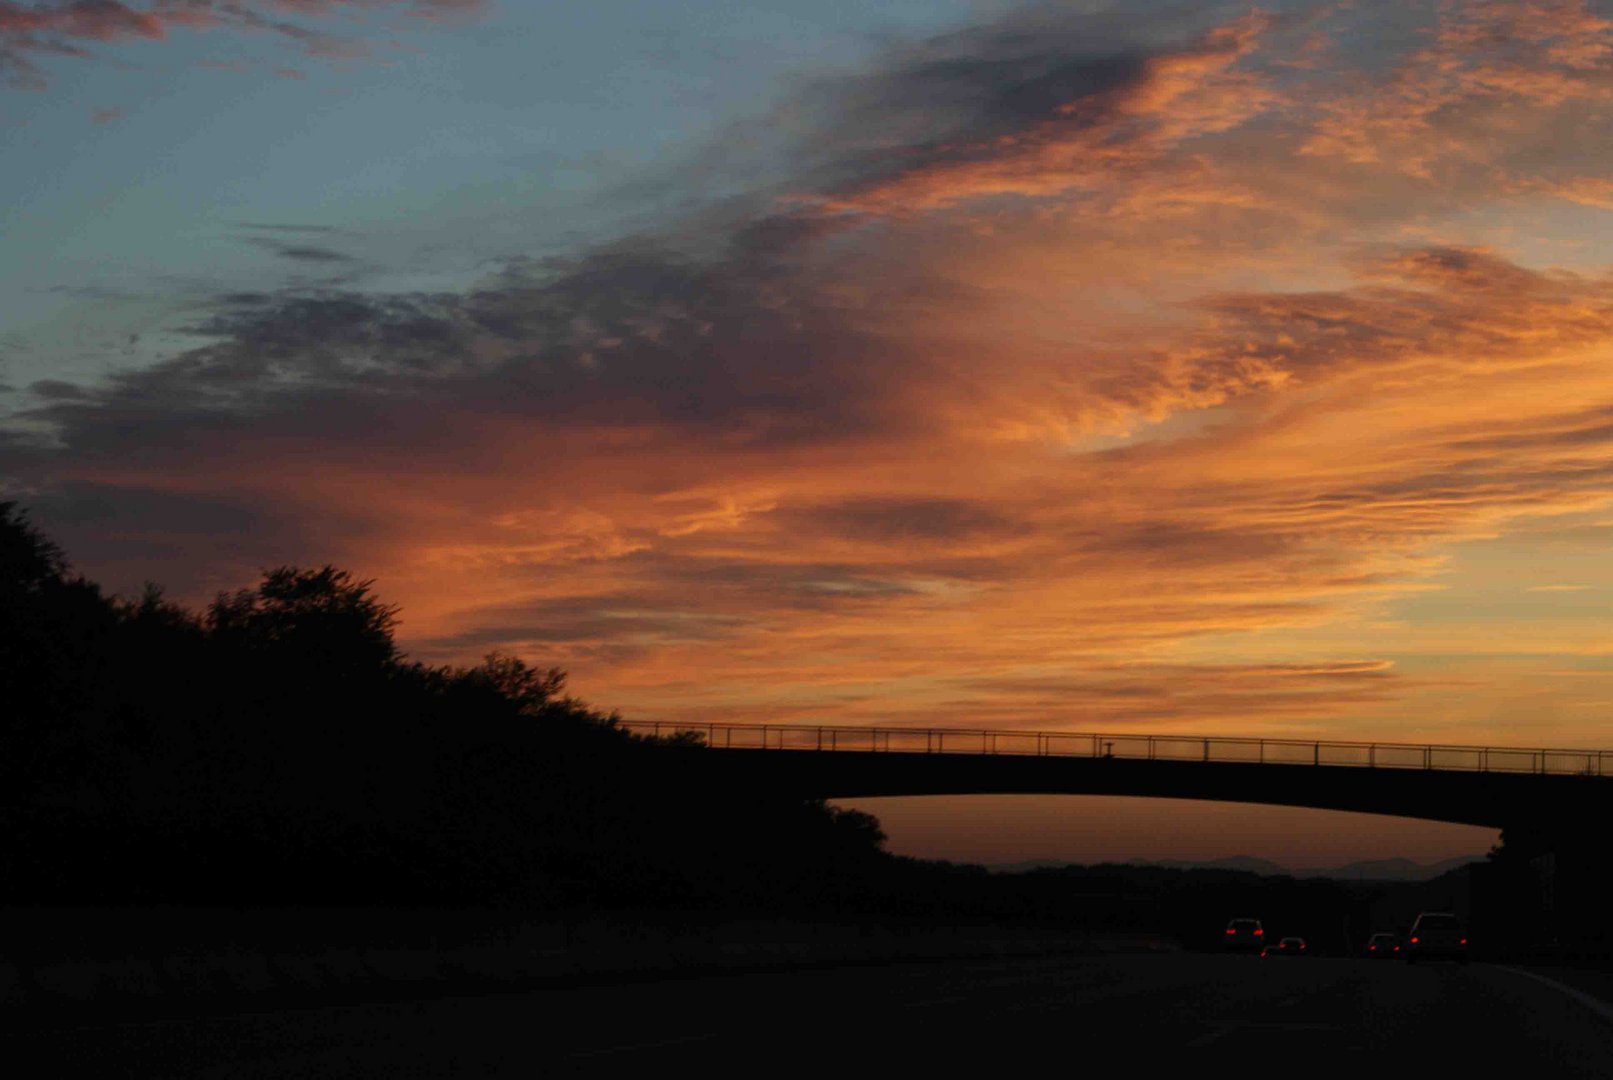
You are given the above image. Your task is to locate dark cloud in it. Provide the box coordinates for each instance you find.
[27,379,97,401]
[245,237,358,263]
[4,225,920,479]
[784,2,1243,193]
[14,479,377,597]
[780,497,1024,544]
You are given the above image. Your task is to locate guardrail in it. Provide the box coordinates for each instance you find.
[617,721,1613,777]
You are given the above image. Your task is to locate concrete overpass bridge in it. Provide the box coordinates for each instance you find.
[620,722,1613,830]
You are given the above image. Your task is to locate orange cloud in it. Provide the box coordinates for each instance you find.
[11,1,1613,754]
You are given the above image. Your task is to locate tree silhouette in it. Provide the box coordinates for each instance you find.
[208,565,400,676]
[0,505,893,908]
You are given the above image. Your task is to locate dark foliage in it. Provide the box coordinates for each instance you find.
[0,503,888,908]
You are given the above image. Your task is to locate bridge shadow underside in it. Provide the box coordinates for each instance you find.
[697,748,1609,829]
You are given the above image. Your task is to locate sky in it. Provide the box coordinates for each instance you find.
[9,0,1613,869]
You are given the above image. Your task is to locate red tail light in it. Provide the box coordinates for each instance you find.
[1254,929,1264,936]
[1410,936,1419,944]
[1226,928,1236,934]
[1460,938,1468,945]
[1369,945,1376,951]
[1393,946,1400,952]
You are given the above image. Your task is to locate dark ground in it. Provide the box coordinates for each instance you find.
[9,951,1613,1077]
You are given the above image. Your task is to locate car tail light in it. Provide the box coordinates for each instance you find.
[1254,929,1264,936]
[1460,938,1468,945]
[1226,928,1236,934]
[1393,946,1400,952]
[1369,945,1376,951]
[1410,936,1419,943]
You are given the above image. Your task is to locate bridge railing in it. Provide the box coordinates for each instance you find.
[616,721,1613,777]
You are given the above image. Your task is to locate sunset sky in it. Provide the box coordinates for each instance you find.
[8,0,1613,868]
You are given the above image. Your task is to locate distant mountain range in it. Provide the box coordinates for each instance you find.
[990,854,1487,881]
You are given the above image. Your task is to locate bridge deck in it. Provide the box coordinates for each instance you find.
[620,722,1613,827]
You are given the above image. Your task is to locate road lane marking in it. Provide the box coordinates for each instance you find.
[569,1032,718,1058]
[1491,966,1613,1025]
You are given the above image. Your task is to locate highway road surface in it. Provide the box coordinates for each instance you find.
[10,951,1613,1075]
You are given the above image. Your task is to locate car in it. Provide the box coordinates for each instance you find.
[1405,912,1468,964]
[1261,936,1307,957]
[1224,917,1265,952]
[1366,932,1400,958]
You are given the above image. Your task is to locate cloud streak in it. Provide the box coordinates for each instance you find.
[0,0,486,87]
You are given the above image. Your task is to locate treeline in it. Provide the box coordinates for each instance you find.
[0,503,887,908]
